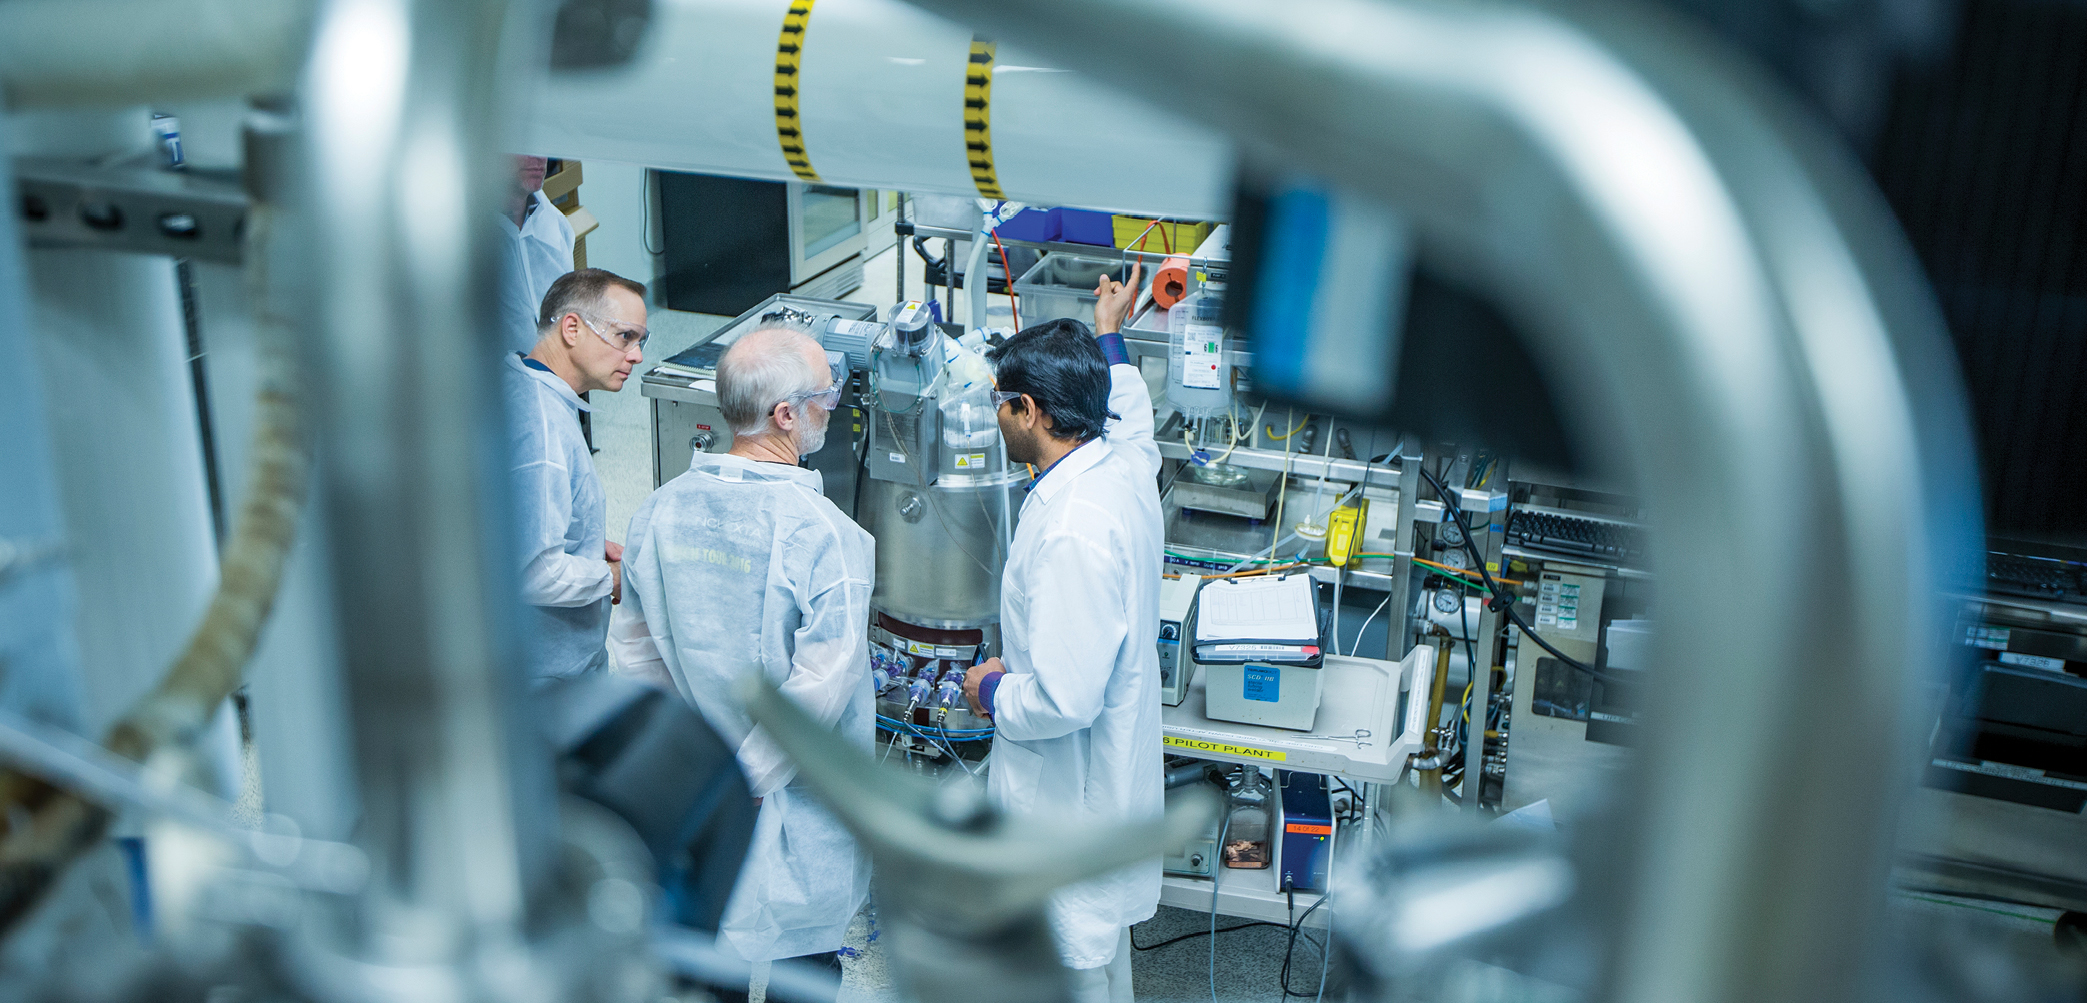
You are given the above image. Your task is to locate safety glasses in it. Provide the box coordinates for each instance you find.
[577,312,649,352]
[990,390,1024,408]
[790,384,844,411]
[784,362,847,410]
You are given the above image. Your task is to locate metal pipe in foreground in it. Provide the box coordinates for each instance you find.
[296,0,557,961]
[894,2,1981,1003]
[0,0,306,109]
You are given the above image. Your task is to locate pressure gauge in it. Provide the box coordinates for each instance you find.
[1433,590,1463,615]
[1439,519,1466,548]
[1438,547,1470,571]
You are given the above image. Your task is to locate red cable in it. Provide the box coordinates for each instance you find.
[991,227,1020,331]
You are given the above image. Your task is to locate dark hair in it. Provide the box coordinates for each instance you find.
[537,267,646,332]
[986,318,1118,442]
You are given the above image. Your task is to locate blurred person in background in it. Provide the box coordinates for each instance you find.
[496,154,577,354]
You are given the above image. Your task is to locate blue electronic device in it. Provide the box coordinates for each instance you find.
[1277,770,1333,893]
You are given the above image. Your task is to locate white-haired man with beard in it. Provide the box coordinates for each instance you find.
[607,325,872,1002]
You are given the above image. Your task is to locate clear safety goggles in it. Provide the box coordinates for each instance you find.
[990,390,1024,408]
[577,312,649,352]
[783,364,846,412]
[787,384,844,412]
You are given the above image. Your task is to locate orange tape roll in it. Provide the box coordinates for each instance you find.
[1151,255,1192,309]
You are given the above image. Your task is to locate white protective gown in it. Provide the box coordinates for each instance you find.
[986,362,1165,970]
[503,352,611,679]
[607,451,875,961]
[497,189,576,353]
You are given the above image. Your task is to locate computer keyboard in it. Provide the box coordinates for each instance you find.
[1507,509,1648,566]
[1986,552,2087,604]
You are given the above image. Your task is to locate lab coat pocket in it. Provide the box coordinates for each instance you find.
[1001,579,1031,655]
[988,739,1046,817]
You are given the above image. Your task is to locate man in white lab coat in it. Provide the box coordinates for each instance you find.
[498,154,578,354]
[505,267,649,679]
[607,326,871,1003]
[963,264,1163,1003]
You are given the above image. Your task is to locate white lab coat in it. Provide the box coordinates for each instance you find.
[503,352,611,679]
[607,451,874,961]
[497,189,576,353]
[986,362,1165,970]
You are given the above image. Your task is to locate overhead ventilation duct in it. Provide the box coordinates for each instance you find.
[527,0,1235,217]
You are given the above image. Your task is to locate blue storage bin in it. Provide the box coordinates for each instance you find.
[994,207,1060,242]
[1058,208,1116,246]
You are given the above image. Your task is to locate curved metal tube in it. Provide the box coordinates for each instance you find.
[892,2,1980,1002]
[0,0,307,110]
[296,0,558,959]
[0,128,313,940]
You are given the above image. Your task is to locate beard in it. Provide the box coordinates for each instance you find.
[1000,418,1041,466]
[796,407,830,456]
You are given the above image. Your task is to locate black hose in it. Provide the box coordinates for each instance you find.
[1415,464,1634,688]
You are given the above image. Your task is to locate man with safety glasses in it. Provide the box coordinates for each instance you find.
[962,263,1164,1003]
[504,267,649,681]
[608,325,872,1002]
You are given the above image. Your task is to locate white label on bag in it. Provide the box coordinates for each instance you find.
[1181,324,1224,390]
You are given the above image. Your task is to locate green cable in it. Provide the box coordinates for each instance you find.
[1165,550,1328,566]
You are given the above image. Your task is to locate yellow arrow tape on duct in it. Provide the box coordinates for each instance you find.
[774,0,819,182]
[963,37,1005,200]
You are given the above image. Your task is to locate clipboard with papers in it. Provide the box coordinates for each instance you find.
[1192,573,1325,666]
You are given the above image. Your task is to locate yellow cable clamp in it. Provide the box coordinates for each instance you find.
[774,0,819,181]
[963,37,1005,200]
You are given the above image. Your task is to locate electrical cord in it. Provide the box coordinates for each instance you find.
[1132,921,1286,951]
[1278,892,1329,998]
[1347,593,1393,658]
[1415,463,1633,688]
[1209,811,1231,1003]
[1267,410,1299,566]
[1458,579,1481,720]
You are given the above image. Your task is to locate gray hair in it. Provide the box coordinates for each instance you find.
[717,327,826,436]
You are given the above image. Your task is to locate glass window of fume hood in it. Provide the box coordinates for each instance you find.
[800,185,863,258]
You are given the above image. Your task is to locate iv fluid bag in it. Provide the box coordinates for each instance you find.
[1168,288,1232,418]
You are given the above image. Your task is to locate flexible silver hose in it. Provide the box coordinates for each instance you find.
[0,187,307,936]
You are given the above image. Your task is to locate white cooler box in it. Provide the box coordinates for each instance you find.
[1203,660,1325,731]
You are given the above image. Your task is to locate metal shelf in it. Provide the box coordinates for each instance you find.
[1161,652,1424,785]
[903,221,1229,271]
[1499,544,1654,581]
[1160,859,1332,929]
[1155,439,1424,495]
